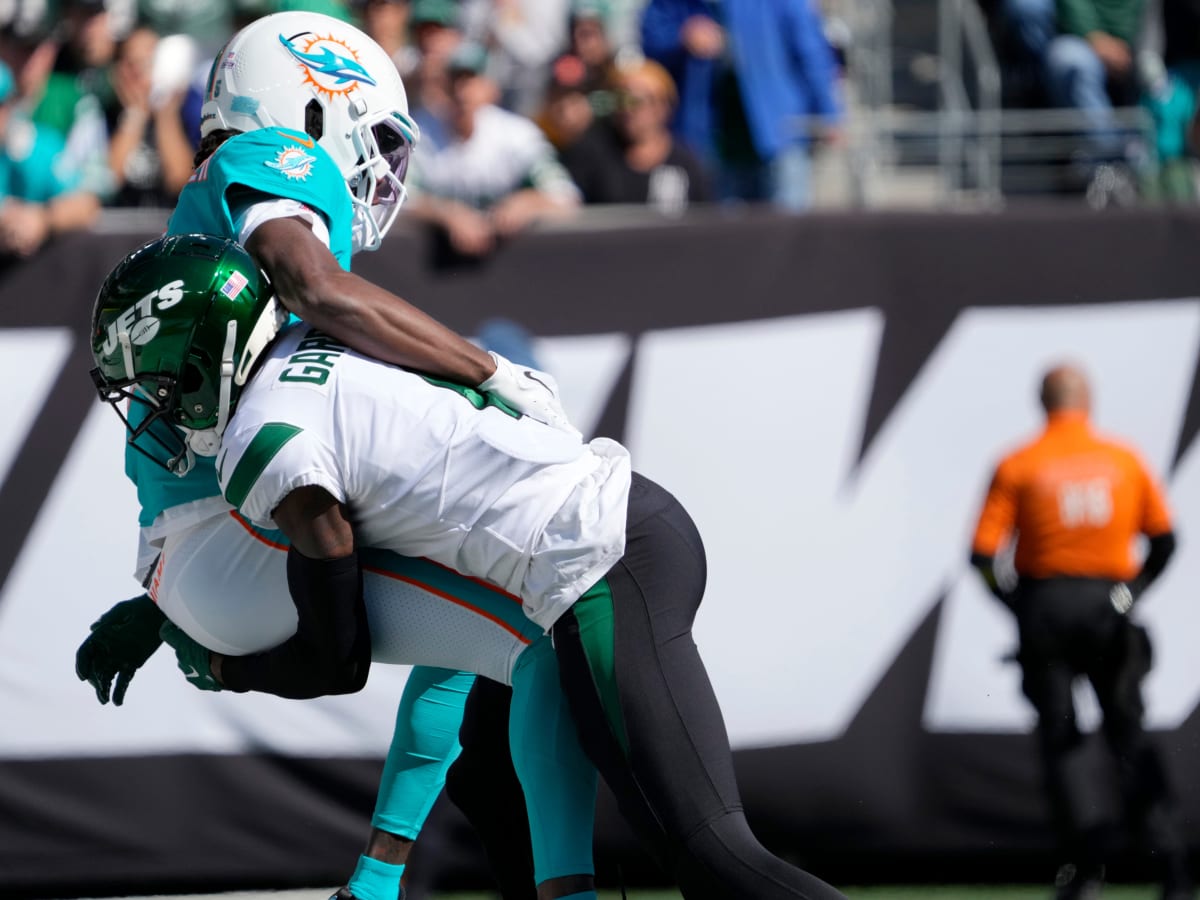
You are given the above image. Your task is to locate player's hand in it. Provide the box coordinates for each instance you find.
[159,621,223,692]
[478,351,582,438]
[75,594,167,706]
[1109,582,1135,615]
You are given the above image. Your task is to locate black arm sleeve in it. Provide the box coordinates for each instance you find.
[1131,530,1177,598]
[219,548,372,699]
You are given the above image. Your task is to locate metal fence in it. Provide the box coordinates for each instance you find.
[810,0,1165,210]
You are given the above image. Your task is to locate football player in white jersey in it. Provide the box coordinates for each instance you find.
[85,234,600,900]
[77,12,578,900]
[91,234,850,900]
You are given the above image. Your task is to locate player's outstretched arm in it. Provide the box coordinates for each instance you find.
[247,217,493,383]
[245,217,579,435]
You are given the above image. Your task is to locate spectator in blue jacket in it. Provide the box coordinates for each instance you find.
[641,0,841,211]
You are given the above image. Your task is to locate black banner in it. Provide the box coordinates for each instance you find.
[2,206,1199,897]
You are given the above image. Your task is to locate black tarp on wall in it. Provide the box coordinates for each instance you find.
[2,206,1199,897]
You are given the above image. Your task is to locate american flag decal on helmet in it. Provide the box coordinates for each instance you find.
[220,271,248,300]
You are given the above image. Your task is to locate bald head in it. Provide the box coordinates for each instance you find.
[1040,364,1091,415]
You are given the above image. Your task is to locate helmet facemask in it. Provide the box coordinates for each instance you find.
[348,113,416,253]
[91,367,198,476]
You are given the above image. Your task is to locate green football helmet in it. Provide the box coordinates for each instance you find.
[90,233,287,476]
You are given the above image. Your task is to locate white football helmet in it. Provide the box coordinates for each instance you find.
[200,11,420,252]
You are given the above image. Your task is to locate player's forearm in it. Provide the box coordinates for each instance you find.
[247,218,494,384]
[219,549,371,697]
[307,269,494,381]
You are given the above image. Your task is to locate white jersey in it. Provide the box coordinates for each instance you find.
[217,324,632,631]
[151,509,543,684]
[408,104,580,210]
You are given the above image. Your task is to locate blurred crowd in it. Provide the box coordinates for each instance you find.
[991,0,1200,204]
[9,0,1200,263]
[0,0,846,259]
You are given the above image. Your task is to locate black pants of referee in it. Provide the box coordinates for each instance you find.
[1014,577,1188,889]
[447,473,845,900]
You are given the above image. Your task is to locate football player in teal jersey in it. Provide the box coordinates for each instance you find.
[78,12,581,900]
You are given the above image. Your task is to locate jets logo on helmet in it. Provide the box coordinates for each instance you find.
[199,11,421,253]
[100,279,185,365]
[279,31,377,97]
[90,234,286,477]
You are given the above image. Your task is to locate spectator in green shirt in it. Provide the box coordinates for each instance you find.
[26,0,117,201]
[0,58,101,255]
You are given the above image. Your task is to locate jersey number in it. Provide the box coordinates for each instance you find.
[1057,478,1112,528]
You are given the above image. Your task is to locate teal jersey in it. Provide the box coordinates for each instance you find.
[130,127,354,528]
[0,116,82,203]
[168,128,354,266]
[125,413,219,528]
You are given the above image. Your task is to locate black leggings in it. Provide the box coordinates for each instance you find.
[449,473,845,900]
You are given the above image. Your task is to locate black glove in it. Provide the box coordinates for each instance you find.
[75,594,167,706]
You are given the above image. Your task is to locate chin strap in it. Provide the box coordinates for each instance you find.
[181,318,238,468]
[171,446,196,477]
[350,196,383,253]
[117,331,136,383]
[236,298,287,386]
[214,319,237,439]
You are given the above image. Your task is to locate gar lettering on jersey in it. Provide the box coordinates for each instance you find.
[217,323,632,631]
[972,410,1173,581]
[129,128,354,529]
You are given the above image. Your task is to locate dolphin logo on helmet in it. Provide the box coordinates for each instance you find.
[279,32,378,88]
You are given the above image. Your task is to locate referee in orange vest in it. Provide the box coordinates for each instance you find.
[970,363,1190,900]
